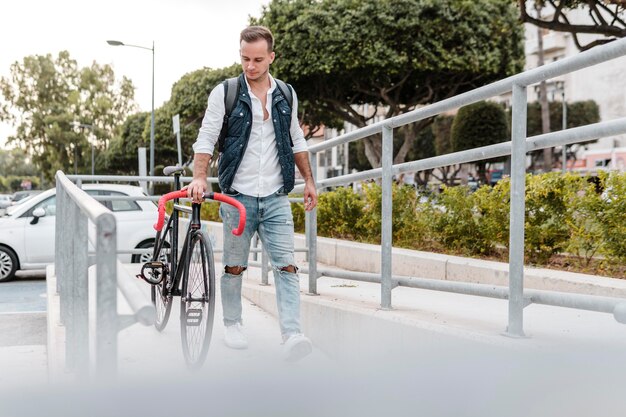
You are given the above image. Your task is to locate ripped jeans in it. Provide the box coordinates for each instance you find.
[219,190,301,338]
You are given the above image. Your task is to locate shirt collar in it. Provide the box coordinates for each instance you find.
[243,73,276,95]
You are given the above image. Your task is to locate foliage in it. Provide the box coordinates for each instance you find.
[595,171,626,264]
[0,149,38,177]
[318,186,365,239]
[199,171,626,276]
[451,101,509,183]
[103,112,149,174]
[526,100,600,137]
[255,0,525,168]
[0,51,135,180]
[524,173,571,263]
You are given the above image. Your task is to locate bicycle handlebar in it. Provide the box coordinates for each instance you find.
[154,190,246,236]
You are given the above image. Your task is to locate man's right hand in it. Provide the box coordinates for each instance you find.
[187,177,208,203]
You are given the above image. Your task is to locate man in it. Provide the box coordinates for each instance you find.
[187,26,317,361]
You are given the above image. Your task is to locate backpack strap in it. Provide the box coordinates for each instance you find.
[275,79,293,109]
[217,77,240,153]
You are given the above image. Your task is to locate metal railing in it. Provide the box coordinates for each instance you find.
[62,38,626,339]
[54,171,156,379]
[290,37,626,337]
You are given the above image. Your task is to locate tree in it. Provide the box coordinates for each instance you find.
[103,112,149,175]
[431,115,461,186]
[255,0,525,168]
[517,0,626,51]
[451,101,510,184]
[526,99,600,167]
[0,148,37,177]
[0,51,135,180]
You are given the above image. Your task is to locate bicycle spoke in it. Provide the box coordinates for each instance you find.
[181,231,215,368]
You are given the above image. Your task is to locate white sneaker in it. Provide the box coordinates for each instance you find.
[283,333,312,362]
[224,323,248,349]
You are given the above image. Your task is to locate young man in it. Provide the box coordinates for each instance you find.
[187,26,317,361]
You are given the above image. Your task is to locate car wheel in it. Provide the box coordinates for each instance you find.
[132,240,170,264]
[0,247,18,282]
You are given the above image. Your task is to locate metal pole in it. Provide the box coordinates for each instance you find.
[65,200,77,369]
[562,89,567,173]
[91,144,95,176]
[95,213,118,379]
[73,210,89,377]
[507,83,528,337]
[150,41,155,193]
[261,246,269,286]
[306,151,318,295]
[381,125,393,310]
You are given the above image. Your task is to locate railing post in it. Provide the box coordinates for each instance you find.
[64,199,77,369]
[306,151,318,295]
[507,83,528,337]
[381,124,393,310]
[72,210,89,377]
[261,246,269,286]
[95,213,118,379]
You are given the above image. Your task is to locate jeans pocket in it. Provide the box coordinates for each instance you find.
[275,187,288,197]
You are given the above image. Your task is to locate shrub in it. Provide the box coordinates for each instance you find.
[596,171,626,263]
[318,186,365,239]
[524,173,570,264]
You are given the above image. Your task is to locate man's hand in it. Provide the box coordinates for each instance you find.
[303,177,317,211]
[186,177,208,203]
[186,153,211,203]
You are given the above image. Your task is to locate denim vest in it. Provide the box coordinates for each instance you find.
[218,74,295,194]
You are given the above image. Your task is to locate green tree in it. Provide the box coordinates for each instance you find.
[0,148,38,177]
[451,101,509,184]
[103,112,149,174]
[0,51,135,180]
[255,0,525,168]
[525,100,600,168]
[431,115,459,186]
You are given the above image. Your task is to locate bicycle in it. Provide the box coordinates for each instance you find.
[137,166,246,368]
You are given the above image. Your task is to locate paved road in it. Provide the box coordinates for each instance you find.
[0,276,48,387]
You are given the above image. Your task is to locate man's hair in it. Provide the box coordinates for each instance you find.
[240,26,274,52]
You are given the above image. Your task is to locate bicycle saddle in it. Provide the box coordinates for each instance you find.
[163,165,185,176]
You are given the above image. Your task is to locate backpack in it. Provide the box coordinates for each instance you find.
[217,77,293,153]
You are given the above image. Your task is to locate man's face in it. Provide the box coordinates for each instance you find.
[240,39,275,82]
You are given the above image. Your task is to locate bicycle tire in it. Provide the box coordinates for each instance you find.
[151,231,173,332]
[180,230,216,369]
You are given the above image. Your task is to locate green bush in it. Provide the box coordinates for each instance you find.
[318,186,365,239]
[596,171,626,263]
[524,173,570,264]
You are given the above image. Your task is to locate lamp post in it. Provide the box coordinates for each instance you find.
[107,39,155,191]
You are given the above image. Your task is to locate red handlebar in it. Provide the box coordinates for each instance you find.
[153,190,247,236]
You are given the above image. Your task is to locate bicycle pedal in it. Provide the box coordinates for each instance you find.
[185,308,203,326]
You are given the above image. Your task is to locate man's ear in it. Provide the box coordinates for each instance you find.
[269,51,275,64]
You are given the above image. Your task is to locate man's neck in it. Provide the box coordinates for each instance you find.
[246,73,271,90]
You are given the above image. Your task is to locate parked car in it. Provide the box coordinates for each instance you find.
[10,190,42,205]
[0,184,159,282]
[0,194,12,210]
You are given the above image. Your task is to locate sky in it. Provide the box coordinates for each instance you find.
[0,0,270,149]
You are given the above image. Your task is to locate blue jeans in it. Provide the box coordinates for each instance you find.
[219,190,301,338]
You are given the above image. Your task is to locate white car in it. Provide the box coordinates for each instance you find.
[0,184,159,282]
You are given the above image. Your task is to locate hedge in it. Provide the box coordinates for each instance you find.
[194,171,626,277]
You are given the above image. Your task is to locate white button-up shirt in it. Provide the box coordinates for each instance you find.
[193,74,307,197]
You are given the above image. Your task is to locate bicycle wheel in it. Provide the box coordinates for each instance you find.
[180,230,215,368]
[151,231,173,332]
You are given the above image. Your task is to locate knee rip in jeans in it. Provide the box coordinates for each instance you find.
[279,265,298,274]
[225,265,247,275]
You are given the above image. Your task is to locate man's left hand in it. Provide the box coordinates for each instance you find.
[303,179,317,211]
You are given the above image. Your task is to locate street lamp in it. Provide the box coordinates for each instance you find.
[107,39,155,191]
